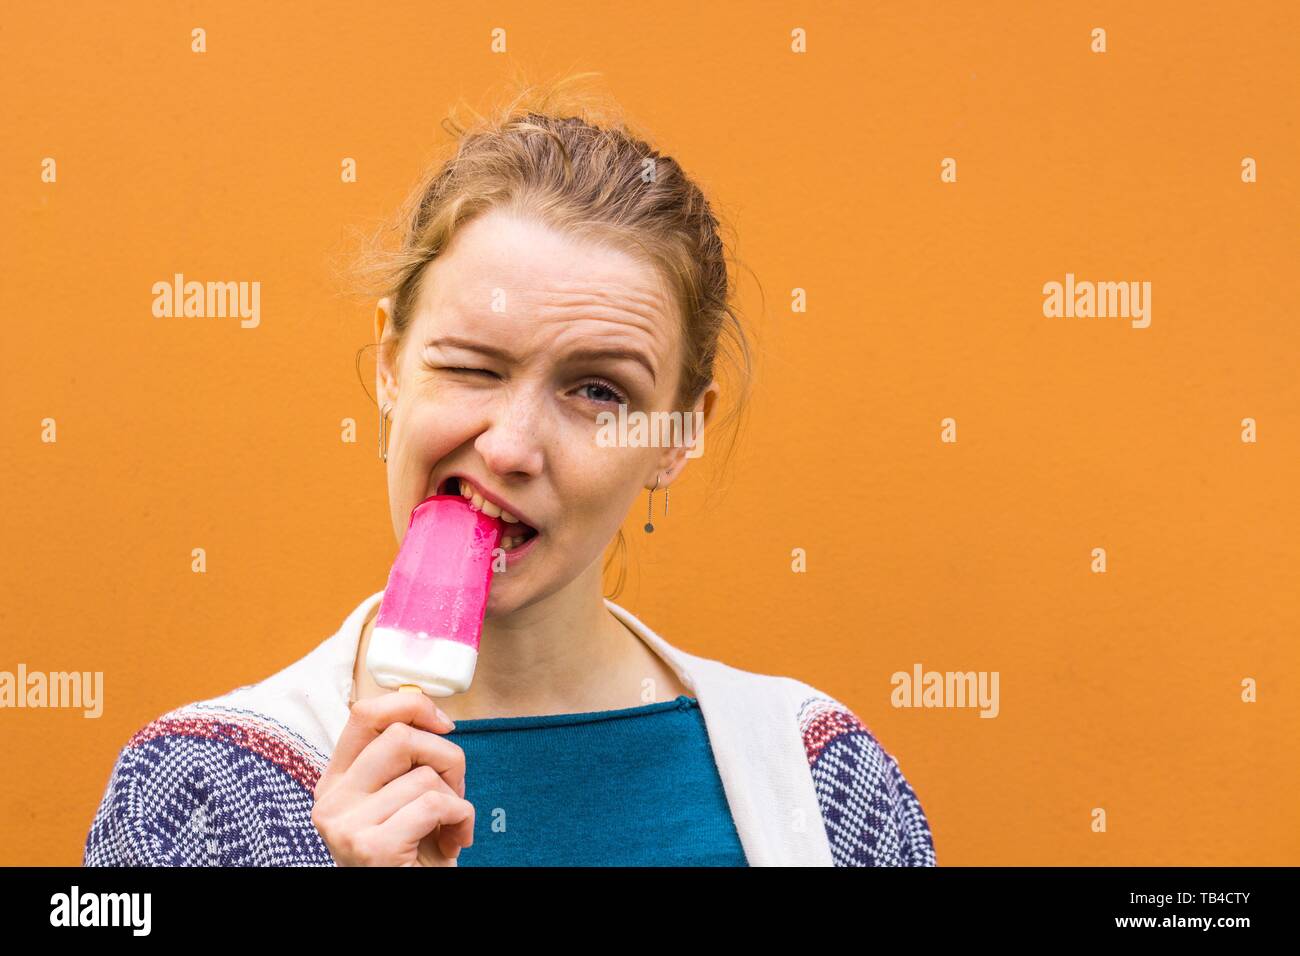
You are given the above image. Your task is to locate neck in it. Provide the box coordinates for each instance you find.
[352,553,682,721]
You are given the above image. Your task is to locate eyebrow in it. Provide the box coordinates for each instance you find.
[427,335,657,385]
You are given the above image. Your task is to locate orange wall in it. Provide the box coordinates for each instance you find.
[2,1,1296,865]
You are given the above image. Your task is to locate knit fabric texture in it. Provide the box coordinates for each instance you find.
[443,694,747,865]
[798,696,938,866]
[85,693,936,867]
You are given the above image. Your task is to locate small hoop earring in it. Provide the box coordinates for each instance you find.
[379,402,392,462]
[645,474,663,533]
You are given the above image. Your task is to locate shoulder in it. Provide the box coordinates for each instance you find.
[83,595,379,867]
[791,682,938,867]
[666,639,939,867]
[83,698,334,867]
[603,603,938,865]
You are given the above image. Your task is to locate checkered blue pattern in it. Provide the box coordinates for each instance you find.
[799,695,938,866]
[84,704,336,866]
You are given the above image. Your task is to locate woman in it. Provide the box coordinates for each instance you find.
[84,79,937,867]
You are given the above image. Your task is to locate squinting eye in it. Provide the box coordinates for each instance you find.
[445,367,494,377]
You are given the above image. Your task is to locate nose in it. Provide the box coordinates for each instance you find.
[473,387,545,480]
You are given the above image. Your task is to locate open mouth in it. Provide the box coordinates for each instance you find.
[437,477,540,552]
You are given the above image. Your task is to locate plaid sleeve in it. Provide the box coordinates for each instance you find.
[798,694,938,867]
[84,708,336,867]
[83,737,213,867]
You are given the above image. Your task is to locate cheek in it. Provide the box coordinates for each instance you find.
[387,398,475,531]
[400,397,474,464]
[566,442,645,533]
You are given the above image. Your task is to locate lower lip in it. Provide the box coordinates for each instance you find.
[499,531,540,566]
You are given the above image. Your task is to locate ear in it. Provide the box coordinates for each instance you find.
[374,296,398,408]
[650,380,720,488]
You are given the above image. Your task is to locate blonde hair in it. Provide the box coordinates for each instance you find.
[344,71,755,599]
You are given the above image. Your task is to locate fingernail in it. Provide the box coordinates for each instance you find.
[436,707,454,729]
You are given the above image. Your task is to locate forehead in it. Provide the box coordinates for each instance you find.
[413,209,681,368]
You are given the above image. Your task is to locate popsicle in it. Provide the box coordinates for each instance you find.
[366,494,504,698]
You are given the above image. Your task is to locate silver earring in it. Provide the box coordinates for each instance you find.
[379,402,393,462]
[645,474,667,533]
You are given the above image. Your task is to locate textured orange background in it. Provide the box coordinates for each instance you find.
[2,1,1297,866]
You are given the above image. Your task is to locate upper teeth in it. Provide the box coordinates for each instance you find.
[459,481,520,524]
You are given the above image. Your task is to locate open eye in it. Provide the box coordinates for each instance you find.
[575,378,628,405]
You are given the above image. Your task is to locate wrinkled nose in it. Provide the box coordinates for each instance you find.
[473,391,545,478]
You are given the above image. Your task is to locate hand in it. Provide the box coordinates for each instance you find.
[312,691,473,866]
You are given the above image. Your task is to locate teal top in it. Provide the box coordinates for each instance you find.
[445,694,748,866]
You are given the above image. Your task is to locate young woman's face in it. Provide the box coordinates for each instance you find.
[376,208,710,615]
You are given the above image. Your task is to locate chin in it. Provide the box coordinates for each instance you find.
[483,595,536,622]
[484,564,572,619]
[483,577,526,617]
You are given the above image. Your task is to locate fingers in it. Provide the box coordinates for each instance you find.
[342,765,474,863]
[342,720,466,799]
[380,790,475,856]
[347,764,459,829]
[319,691,455,794]
[311,690,475,867]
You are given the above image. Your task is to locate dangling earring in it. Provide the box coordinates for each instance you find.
[378,402,393,462]
[645,474,666,533]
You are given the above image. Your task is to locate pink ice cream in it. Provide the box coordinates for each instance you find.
[366,494,504,698]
